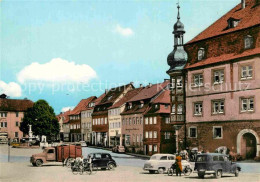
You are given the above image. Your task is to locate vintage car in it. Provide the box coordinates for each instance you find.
[112,145,125,153]
[79,141,87,147]
[89,153,117,170]
[195,153,241,179]
[143,154,192,174]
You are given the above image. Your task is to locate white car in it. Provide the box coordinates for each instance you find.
[143,154,192,174]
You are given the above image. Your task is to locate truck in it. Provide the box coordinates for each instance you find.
[30,144,82,167]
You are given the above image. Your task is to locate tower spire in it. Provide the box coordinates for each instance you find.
[177,2,180,20]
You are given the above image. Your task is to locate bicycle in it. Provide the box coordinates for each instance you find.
[71,160,83,175]
[79,161,98,175]
[167,163,192,176]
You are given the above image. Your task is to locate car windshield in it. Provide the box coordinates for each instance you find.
[150,155,158,160]
[196,155,207,162]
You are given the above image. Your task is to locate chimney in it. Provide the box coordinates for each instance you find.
[148,83,152,87]
[241,0,246,9]
[105,89,108,94]
[130,82,134,85]
[140,84,143,88]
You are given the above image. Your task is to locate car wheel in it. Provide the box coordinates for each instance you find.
[108,163,115,170]
[149,170,155,174]
[215,170,222,179]
[35,159,43,167]
[235,168,239,177]
[198,172,204,179]
[158,168,164,174]
[167,168,173,176]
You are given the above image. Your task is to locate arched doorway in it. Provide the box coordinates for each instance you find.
[237,129,259,159]
[241,133,256,159]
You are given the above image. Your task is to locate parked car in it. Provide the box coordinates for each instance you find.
[143,154,192,174]
[30,144,82,167]
[89,153,117,170]
[112,145,125,153]
[195,153,241,179]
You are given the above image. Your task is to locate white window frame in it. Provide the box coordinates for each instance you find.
[193,74,203,87]
[153,145,158,152]
[241,65,253,80]
[153,117,157,124]
[244,35,253,49]
[198,48,205,61]
[153,131,157,139]
[212,100,225,114]
[213,70,224,84]
[177,104,183,114]
[145,131,148,139]
[145,117,148,125]
[149,117,153,125]
[165,117,170,124]
[149,131,153,139]
[189,127,197,138]
[213,126,223,139]
[194,102,203,116]
[164,132,170,139]
[241,97,254,112]
[149,145,152,152]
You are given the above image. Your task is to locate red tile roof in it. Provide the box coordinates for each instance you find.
[127,80,170,102]
[0,98,34,112]
[57,110,72,124]
[152,89,170,104]
[109,87,144,109]
[69,96,96,115]
[187,0,260,44]
[185,47,260,69]
[97,83,133,106]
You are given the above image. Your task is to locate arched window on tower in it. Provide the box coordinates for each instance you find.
[198,48,205,61]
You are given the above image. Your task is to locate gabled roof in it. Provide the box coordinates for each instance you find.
[109,87,144,109]
[152,89,171,104]
[187,0,260,44]
[69,96,96,115]
[57,110,72,124]
[185,47,260,69]
[127,80,170,102]
[97,83,133,106]
[0,98,34,112]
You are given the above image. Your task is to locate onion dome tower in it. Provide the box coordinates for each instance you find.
[167,5,188,72]
[166,4,188,153]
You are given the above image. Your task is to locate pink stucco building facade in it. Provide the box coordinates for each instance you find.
[0,95,34,141]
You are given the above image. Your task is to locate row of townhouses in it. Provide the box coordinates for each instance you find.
[1,0,259,159]
[57,80,173,156]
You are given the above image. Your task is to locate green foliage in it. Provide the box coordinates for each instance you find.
[20,100,60,139]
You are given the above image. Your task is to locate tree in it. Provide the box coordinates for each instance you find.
[20,99,60,140]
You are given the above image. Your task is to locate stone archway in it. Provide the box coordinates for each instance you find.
[237,129,259,157]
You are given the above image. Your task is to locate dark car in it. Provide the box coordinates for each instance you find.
[195,153,241,179]
[89,153,117,170]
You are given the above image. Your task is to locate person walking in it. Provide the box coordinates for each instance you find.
[175,155,182,176]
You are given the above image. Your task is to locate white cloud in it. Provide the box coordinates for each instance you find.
[0,81,22,97]
[17,58,97,83]
[114,24,134,36]
[61,106,74,112]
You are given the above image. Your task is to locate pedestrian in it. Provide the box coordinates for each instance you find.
[175,154,182,176]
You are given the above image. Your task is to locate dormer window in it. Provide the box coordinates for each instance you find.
[107,95,112,101]
[227,18,240,29]
[198,48,205,61]
[244,35,253,49]
[128,103,132,110]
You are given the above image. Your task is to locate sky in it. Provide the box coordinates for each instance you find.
[0,0,241,114]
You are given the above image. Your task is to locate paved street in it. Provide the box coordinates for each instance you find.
[0,145,260,182]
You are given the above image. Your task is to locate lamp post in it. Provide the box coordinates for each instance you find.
[8,138,10,162]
